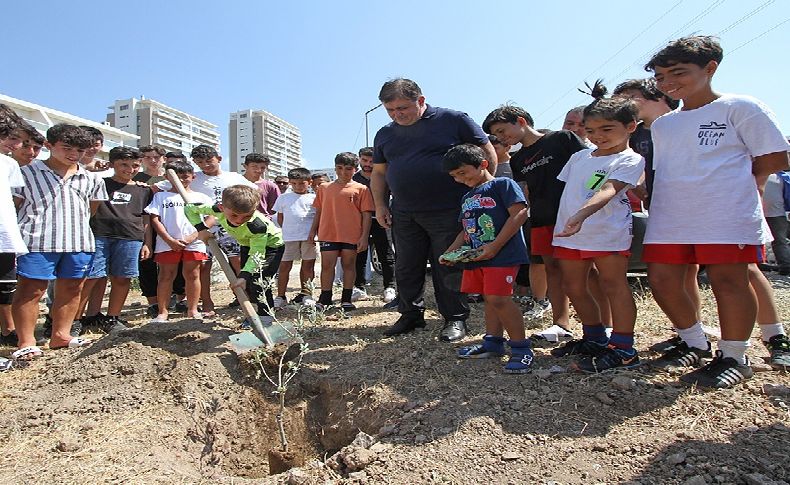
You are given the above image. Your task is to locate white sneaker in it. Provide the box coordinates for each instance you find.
[351,287,367,302]
[302,297,316,307]
[531,324,574,344]
[382,287,396,303]
[523,298,551,321]
[273,296,287,309]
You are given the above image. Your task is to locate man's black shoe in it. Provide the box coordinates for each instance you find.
[440,320,468,342]
[383,314,426,336]
[382,296,400,310]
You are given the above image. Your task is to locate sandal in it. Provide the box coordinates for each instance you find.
[12,345,43,361]
[202,311,218,319]
[50,337,92,350]
[149,316,169,323]
[1,357,13,372]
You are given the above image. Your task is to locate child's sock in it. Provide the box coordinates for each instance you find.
[318,290,333,305]
[341,288,353,304]
[608,331,635,353]
[482,334,507,351]
[759,323,785,343]
[718,339,750,366]
[582,324,608,344]
[676,322,708,351]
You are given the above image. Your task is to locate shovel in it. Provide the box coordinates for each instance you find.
[165,169,303,354]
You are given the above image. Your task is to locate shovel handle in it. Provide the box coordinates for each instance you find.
[165,169,273,347]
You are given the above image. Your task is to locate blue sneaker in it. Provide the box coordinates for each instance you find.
[574,346,641,373]
[458,335,506,359]
[240,318,252,330]
[504,340,534,374]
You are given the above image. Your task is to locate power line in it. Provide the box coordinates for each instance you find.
[604,0,727,86]
[535,0,684,119]
[729,16,790,54]
[716,0,774,36]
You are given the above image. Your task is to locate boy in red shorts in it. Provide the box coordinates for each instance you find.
[440,144,531,373]
[145,161,212,321]
[644,36,790,388]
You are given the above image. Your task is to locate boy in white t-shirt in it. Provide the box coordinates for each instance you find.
[145,161,212,322]
[643,36,790,388]
[154,145,256,315]
[0,107,28,352]
[271,167,318,307]
[551,86,645,372]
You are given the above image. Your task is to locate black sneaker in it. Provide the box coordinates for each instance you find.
[382,296,400,310]
[648,334,682,353]
[551,338,607,357]
[146,304,159,318]
[69,320,83,337]
[81,313,105,330]
[383,314,426,336]
[174,301,188,313]
[574,346,640,373]
[680,350,753,389]
[440,320,468,342]
[228,298,241,308]
[0,330,18,347]
[652,341,712,368]
[340,302,356,312]
[765,334,790,369]
[101,316,128,333]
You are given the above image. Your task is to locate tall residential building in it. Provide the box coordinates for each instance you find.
[107,97,220,156]
[1,93,140,162]
[229,109,302,177]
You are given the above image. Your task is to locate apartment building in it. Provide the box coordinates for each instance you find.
[107,97,219,156]
[229,109,302,177]
[1,93,139,161]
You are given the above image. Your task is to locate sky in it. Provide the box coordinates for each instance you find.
[1,0,788,170]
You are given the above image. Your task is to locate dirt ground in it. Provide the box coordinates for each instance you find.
[1,265,789,485]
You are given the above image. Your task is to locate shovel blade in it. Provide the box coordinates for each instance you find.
[228,317,303,355]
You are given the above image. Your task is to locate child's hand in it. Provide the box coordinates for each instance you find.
[357,237,368,253]
[182,232,199,245]
[230,277,247,291]
[167,238,187,251]
[555,215,584,237]
[469,244,498,262]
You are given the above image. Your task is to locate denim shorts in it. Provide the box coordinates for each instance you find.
[89,237,143,278]
[17,252,96,280]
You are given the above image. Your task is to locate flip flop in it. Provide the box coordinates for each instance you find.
[50,337,92,350]
[0,357,13,372]
[149,317,169,323]
[11,345,43,361]
[202,311,218,319]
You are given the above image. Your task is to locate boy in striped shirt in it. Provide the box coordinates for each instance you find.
[11,124,108,361]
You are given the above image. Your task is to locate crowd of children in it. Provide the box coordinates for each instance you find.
[0,35,789,390]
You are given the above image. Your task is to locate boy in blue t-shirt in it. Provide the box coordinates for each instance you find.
[439,144,531,373]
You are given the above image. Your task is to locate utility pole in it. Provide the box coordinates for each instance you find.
[364,103,382,147]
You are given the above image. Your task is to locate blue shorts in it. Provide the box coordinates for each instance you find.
[17,252,96,280]
[89,237,143,278]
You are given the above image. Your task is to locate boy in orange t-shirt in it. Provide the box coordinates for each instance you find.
[309,152,374,311]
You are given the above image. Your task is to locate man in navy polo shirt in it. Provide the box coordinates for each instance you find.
[371,78,497,341]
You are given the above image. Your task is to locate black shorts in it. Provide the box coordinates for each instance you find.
[0,253,16,282]
[319,241,357,252]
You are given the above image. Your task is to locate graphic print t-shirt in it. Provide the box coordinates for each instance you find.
[459,178,529,269]
[91,178,153,240]
[645,94,790,245]
[553,149,645,251]
[509,130,587,227]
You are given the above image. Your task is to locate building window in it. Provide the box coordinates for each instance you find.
[120,104,129,110]
[240,113,247,118]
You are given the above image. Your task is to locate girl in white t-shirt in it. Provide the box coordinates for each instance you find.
[551,84,645,373]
